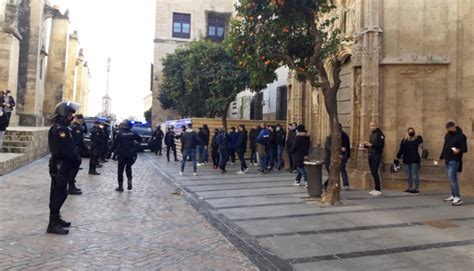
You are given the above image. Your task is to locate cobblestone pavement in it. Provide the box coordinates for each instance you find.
[0,155,257,270]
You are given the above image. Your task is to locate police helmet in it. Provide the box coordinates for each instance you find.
[52,101,80,119]
[119,120,132,130]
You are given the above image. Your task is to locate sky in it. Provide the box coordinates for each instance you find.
[50,0,156,121]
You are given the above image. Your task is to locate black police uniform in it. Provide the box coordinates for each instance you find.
[113,127,142,191]
[152,128,164,155]
[47,103,81,234]
[68,121,87,194]
[89,125,105,175]
[165,130,178,162]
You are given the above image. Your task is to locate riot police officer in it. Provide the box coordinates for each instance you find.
[47,101,81,234]
[112,120,142,192]
[67,114,87,195]
[89,120,104,175]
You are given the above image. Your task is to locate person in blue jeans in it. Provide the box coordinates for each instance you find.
[256,123,270,174]
[323,124,351,190]
[396,127,423,195]
[292,125,310,186]
[216,129,231,174]
[180,124,202,176]
[275,124,286,170]
[436,122,468,206]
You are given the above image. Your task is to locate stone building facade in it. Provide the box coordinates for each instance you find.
[0,1,90,126]
[152,0,235,126]
[287,0,474,195]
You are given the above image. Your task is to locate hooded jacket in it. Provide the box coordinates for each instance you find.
[236,131,248,153]
[181,129,202,150]
[397,135,423,164]
[440,127,468,162]
[292,131,311,168]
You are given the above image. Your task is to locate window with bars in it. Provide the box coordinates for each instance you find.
[172,13,191,39]
[207,15,226,41]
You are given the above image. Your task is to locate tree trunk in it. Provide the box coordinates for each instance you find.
[221,101,232,131]
[321,86,342,205]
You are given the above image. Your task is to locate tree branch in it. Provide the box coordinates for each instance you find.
[275,52,322,88]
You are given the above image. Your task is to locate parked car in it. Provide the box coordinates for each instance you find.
[130,122,153,152]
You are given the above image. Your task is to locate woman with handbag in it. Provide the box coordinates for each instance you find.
[396,127,424,195]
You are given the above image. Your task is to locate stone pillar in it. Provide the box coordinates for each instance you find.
[80,62,90,114]
[17,0,52,126]
[358,0,382,142]
[74,49,85,112]
[0,1,22,126]
[63,31,78,102]
[43,7,69,121]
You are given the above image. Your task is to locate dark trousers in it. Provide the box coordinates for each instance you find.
[118,157,133,185]
[229,148,236,163]
[166,145,177,161]
[89,149,99,173]
[154,143,162,155]
[69,164,81,189]
[287,148,294,170]
[5,112,11,126]
[212,148,219,167]
[369,153,382,191]
[250,146,257,164]
[49,160,74,215]
[238,151,247,171]
[219,149,229,171]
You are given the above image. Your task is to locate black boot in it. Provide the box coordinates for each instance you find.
[68,184,82,195]
[127,178,132,191]
[116,179,124,192]
[88,171,100,175]
[58,214,71,227]
[47,215,69,235]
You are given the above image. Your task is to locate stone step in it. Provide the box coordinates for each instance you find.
[2,141,30,148]
[2,135,34,142]
[2,146,28,154]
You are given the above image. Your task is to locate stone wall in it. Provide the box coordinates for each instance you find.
[286,0,474,195]
[43,10,69,122]
[0,126,49,175]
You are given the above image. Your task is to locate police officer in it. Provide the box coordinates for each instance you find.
[89,120,104,175]
[165,126,178,162]
[47,101,81,234]
[100,121,111,163]
[112,120,142,192]
[68,114,87,195]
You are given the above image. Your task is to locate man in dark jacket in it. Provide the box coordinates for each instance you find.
[211,128,220,169]
[151,125,164,155]
[197,127,207,165]
[216,129,231,173]
[164,126,178,162]
[266,126,277,171]
[113,120,142,192]
[275,124,286,170]
[292,125,311,186]
[69,115,88,195]
[324,124,351,190]
[249,125,260,166]
[3,90,15,126]
[286,122,297,172]
[180,124,202,176]
[202,124,210,163]
[236,125,248,174]
[364,121,385,196]
[89,120,105,175]
[436,122,468,206]
[229,127,239,164]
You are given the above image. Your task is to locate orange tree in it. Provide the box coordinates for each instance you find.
[228,0,343,204]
